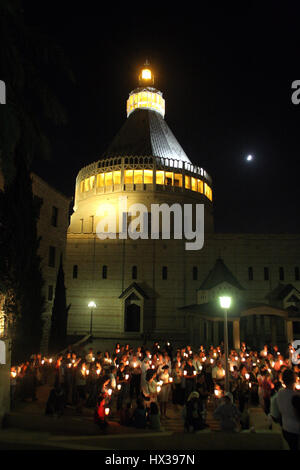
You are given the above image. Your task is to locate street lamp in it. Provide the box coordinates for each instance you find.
[88,301,96,335]
[219,296,231,392]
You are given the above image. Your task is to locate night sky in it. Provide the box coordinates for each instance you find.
[25,2,300,233]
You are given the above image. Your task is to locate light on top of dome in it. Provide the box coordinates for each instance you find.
[141,68,152,80]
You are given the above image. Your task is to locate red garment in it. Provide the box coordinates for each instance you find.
[262,377,273,398]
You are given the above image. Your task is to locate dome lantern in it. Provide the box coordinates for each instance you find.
[127,60,165,118]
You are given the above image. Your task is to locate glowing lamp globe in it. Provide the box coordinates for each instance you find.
[141,68,152,80]
[88,301,96,308]
[219,296,231,309]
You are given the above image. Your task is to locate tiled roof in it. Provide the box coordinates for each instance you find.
[103,109,191,163]
[199,258,244,291]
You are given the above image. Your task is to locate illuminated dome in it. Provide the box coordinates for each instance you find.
[103,61,191,164]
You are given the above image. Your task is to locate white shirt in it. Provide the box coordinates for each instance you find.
[276,388,300,434]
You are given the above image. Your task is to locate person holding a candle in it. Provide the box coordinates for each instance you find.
[158,365,171,419]
[129,354,142,401]
[142,369,158,408]
[183,357,197,402]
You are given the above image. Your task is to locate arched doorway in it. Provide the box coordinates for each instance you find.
[125,303,141,332]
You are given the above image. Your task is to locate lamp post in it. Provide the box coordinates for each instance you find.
[88,301,96,335]
[219,296,231,392]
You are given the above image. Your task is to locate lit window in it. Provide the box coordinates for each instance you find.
[197,179,203,193]
[124,170,133,184]
[156,171,164,185]
[165,172,173,186]
[174,174,182,187]
[84,178,90,192]
[185,175,191,189]
[144,170,153,184]
[204,183,212,201]
[97,173,104,187]
[134,170,143,184]
[80,180,85,192]
[113,171,121,185]
[89,175,95,189]
[191,177,197,191]
[105,172,113,186]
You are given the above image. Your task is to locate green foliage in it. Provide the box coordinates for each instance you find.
[49,255,71,354]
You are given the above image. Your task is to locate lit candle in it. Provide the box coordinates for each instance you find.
[210,359,214,364]
[214,389,220,397]
[184,370,187,376]
[86,369,89,375]
[92,357,95,362]
[11,371,17,378]
[235,356,238,361]
[202,356,206,362]
[105,407,110,416]
[151,365,155,369]
[41,360,45,365]
[49,358,53,364]
[125,374,129,380]
[96,369,101,375]
[245,373,250,380]
[249,382,252,388]
[296,384,300,390]
[133,362,137,368]
[117,384,121,390]
[157,385,161,393]
[199,365,203,371]
[169,377,173,383]
[193,370,197,376]
[68,363,72,368]
[108,388,112,396]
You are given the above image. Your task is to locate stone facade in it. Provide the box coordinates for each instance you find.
[0,171,70,352]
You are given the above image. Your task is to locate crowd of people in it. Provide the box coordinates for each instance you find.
[9,340,300,448]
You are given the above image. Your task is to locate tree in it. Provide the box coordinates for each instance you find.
[0,0,74,361]
[49,255,71,354]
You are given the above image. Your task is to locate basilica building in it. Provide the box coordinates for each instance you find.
[65,63,300,350]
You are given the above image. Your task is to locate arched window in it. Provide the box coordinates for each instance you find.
[73,265,78,279]
[162,266,168,280]
[132,266,137,280]
[248,267,253,281]
[192,266,198,281]
[102,265,108,279]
